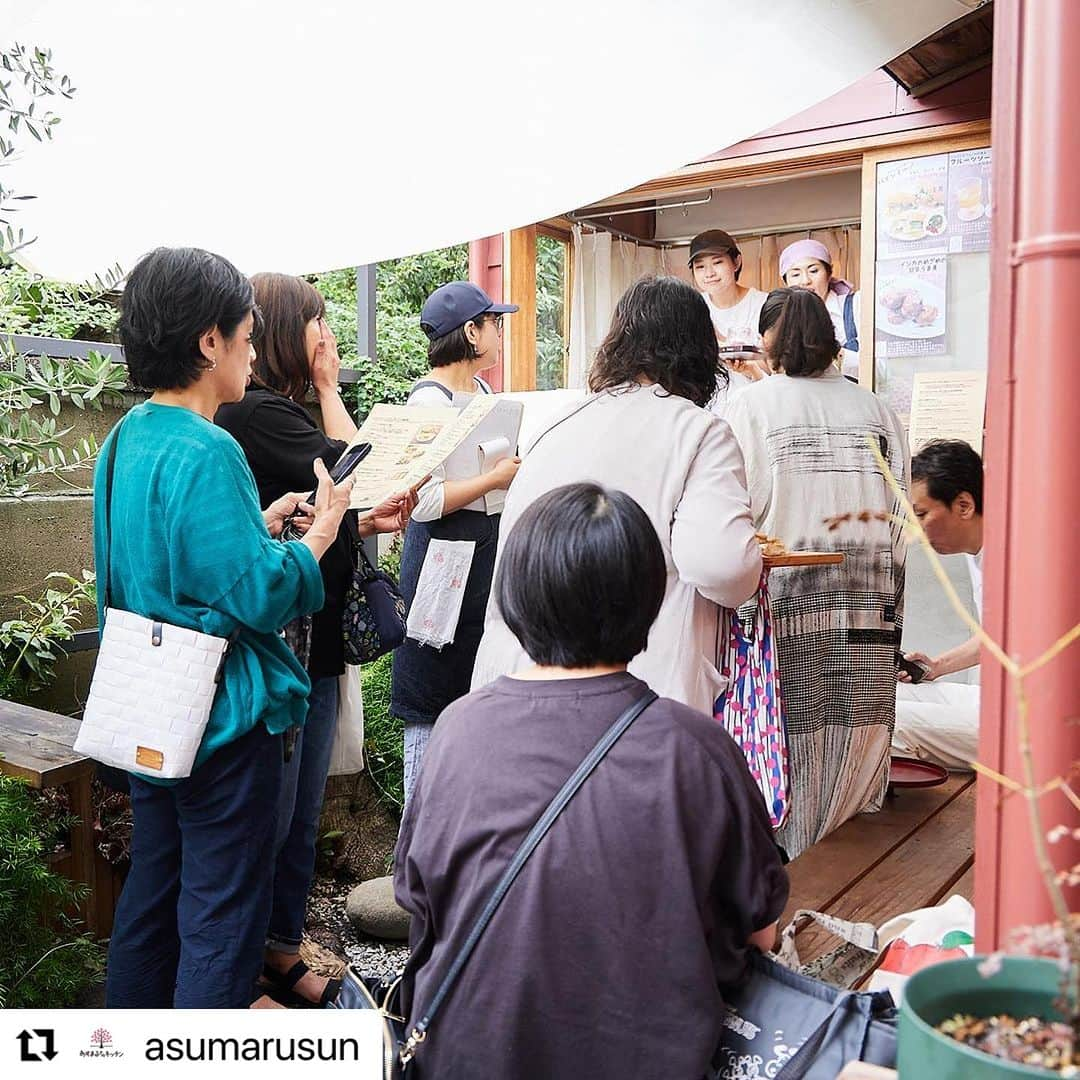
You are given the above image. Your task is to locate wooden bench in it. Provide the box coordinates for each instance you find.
[0,698,100,936]
[783,772,976,966]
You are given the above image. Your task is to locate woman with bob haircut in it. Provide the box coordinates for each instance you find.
[98,248,354,1008]
[391,281,521,802]
[472,275,762,716]
[216,272,414,1007]
[724,287,909,858]
[395,482,789,1080]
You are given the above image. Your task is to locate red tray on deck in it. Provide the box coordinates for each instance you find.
[889,756,949,788]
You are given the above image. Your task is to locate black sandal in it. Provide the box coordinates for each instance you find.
[259,960,342,1009]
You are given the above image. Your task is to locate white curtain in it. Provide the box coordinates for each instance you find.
[568,227,670,389]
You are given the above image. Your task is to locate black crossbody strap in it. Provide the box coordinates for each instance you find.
[404,688,658,1051]
[101,417,128,613]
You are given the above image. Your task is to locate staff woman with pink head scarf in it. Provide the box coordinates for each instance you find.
[779,239,861,380]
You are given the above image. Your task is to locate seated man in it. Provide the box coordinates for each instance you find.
[893,440,984,770]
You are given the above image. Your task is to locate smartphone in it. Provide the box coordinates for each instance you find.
[897,656,931,684]
[304,442,371,505]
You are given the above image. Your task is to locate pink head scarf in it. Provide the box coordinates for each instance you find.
[779,239,854,296]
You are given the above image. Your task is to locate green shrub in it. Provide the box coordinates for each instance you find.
[361,652,403,816]
[0,773,104,1008]
[0,264,121,341]
[536,234,568,390]
[309,245,468,422]
[0,347,128,498]
[357,538,407,816]
[0,571,95,701]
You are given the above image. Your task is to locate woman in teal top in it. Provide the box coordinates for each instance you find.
[99,247,353,1009]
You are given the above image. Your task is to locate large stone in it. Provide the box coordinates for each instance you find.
[345,875,411,941]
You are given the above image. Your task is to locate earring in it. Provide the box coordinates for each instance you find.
[207,357,217,371]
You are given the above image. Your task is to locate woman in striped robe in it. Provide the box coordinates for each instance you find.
[724,288,909,858]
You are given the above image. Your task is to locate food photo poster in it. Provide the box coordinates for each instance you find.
[874,254,948,360]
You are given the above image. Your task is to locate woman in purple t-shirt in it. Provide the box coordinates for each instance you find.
[395,482,789,1080]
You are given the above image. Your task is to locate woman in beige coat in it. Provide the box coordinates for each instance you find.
[471,276,762,715]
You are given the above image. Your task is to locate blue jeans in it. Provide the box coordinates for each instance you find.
[266,674,339,953]
[105,722,283,1008]
[403,720,433,806]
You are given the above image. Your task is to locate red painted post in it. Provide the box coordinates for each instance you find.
[469,235,505,392]
[977,0,1080,948]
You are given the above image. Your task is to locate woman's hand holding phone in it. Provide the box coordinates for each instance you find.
[264,492,316,537]
[302,458,355,561]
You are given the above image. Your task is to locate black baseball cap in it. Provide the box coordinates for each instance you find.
[420,281,518,340]
[687,229,741,267]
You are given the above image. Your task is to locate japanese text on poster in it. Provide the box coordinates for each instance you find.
[874,255,948,359]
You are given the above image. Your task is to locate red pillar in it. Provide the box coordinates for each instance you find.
[469,235,505,392]
[977,0,1080,949]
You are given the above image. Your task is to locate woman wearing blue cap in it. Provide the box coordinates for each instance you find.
[391,282,521,802]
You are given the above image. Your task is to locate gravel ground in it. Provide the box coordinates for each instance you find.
[307,872,409,984]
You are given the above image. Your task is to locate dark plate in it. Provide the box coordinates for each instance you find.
[889,756,949,788]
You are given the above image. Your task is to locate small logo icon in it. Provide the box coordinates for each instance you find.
[17,1029,57,1062]
[79,1027,123,1060]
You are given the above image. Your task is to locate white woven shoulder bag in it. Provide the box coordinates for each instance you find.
[74,419,236,779]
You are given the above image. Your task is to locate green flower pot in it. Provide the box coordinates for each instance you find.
[899,956,1066,1077]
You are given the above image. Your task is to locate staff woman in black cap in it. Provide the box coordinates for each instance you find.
[688,229,770,412]
[391,282,521,802]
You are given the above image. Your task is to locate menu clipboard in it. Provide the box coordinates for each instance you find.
[344,395,498,509]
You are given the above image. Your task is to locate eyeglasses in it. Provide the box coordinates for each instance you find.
[487,314,504,333]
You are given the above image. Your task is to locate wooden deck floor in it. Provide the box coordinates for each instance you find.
[782,773,976,965]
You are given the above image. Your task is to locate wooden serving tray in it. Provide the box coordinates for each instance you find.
[763,551,845,568]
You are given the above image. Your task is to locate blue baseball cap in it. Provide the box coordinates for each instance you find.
[420,281,518,340]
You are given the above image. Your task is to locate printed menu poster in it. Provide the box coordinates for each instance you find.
[874,255,948,359]
[947,148,992,253]
[876,154,949,258]
[345,394,498,508]
[907,370,987,454]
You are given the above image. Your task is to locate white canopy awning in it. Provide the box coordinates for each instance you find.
[7,1,972,281]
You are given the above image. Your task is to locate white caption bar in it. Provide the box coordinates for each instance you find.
[0,1010,382,1078]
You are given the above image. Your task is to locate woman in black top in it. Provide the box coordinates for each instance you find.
[216,272,412,1007]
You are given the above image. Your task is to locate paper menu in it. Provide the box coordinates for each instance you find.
[345,395,498,509]
[907,370,987,455]
[478,437,512,515]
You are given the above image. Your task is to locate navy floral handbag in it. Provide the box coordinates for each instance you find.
[342,540,407,664]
